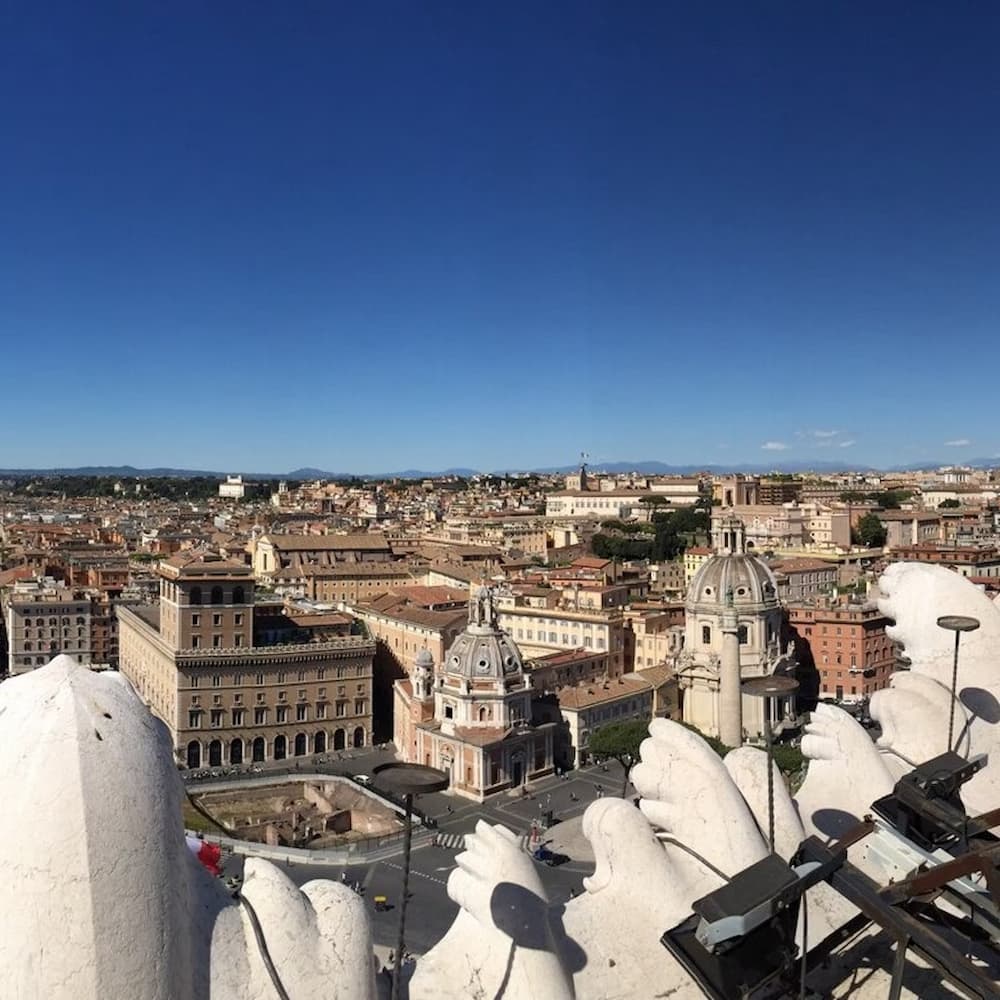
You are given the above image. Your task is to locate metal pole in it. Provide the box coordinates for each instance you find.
[392,793,414,1000]
[764,697,775,853]
[948,629,961,753]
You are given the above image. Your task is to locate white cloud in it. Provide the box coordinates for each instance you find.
[944,438,971,447]
[812,429,840,439]
[839,439,856,448]
[761,441,789,451]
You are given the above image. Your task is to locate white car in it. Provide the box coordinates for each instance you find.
[355,774,371,785]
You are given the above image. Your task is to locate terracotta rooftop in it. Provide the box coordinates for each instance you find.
[557,675,652,711]
[262,533,392,551]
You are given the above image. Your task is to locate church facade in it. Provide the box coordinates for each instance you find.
[675,516,798,742]
[393,587,557,800]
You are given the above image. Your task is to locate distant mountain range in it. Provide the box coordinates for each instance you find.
[1,457,997,480]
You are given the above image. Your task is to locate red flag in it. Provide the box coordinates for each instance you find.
[186,835,222,876]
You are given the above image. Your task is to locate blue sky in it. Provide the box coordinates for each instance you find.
[1,3,998,473]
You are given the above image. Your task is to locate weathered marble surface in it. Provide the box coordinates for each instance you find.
[0,656,375,1000]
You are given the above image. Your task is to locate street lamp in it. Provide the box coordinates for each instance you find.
[936,615,981,752]
[742,674,800,853]
[373,762,450,1000]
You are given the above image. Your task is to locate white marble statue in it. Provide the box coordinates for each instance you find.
[411,821,573,1000]
[0,656,375,1000]
[873,562,1000,814]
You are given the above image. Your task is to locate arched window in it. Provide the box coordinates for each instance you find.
[353,726,365,748]
[479,706,488,722]
[190,587,202,606]
[233,586,245,604]
[186,741,201,768]
[252,737,266,762]
[274,735,287,760]
[294,733,308,757]
[702,625,712,644]
[229,739,243,765]
[314,731,327,753]
[333,729,346,750]
[210,586,223,605]
[208,740,222,767]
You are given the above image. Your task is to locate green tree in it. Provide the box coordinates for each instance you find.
[588,719,650,796]
[853,513,887,548]
[938,498,961,509]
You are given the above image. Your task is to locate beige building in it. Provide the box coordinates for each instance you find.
[625,605,685,670]
[684,546,713,586]
[118,553,375,769]
[545,481,701,519]
[270,562,418,603]
[252,532,395,582]
[350,590,468,677]
[4,578,94,674]
[557,675,654,767]
[495,595,627,678]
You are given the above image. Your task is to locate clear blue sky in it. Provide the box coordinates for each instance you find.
[1,3,998,474]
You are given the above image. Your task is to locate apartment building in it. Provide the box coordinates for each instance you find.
[495,594,626,678]
[786,597,895,703]
[888,543,1000,579]
[117,553,375,768]
[4,578,94,674]
[557,675,654,767]
[768,557,838,602]
[252,532,395,581]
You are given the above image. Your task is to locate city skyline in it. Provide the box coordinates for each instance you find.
[2,4,998,471]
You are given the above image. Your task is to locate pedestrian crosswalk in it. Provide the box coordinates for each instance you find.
[434,831,467,850]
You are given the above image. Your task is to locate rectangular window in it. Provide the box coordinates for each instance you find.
[213,635,222,648]
[257,673,265,685]
[234,613,243,626]
[276,706,288,723]
[188,711,201,729]
[318,687,326,698]
[212,674,221,687]
[210,710,223,727]
[232,709,245,726]
[355,699,365,715]
[192,635,201,649]
[296,704,307,722]
[336,701,346,717]
[213,613,222,627]
[191,613,200,626]
[254,708,267,725]
[256,692,265,704]
[278,690,286,702]
[191,675,200,688]
[316,703,327,719]
[234,634,244,647]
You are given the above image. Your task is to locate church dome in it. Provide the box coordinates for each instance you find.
[443,586,525,680]
[415,648,435,670]
[688,553,778,612]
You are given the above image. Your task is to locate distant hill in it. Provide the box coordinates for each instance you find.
[0,456,995,481]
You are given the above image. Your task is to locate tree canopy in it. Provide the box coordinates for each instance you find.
[588,719,650,796]
[852,512,887,548]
